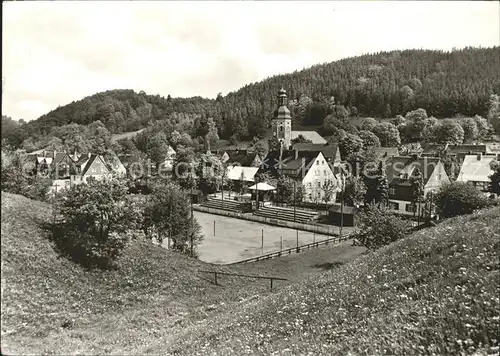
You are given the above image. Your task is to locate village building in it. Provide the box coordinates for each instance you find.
[455,154,499,192]
[70,153,113,187]
[262,88,340,204]
[385,155,450,217]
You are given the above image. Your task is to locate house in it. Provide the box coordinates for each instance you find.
[48,151,81,194]
[422,143,491,160]
[210,149,230,163]
[385,155,450,216]
[158,145,177,173]
[328,205,360,227]
[292,143,341,166]
[226,166,259,182]
[455,154,499,192]
[70,153,112,186]
[103,152,127,177]
[262,149,341,204]
[224,150,263,168]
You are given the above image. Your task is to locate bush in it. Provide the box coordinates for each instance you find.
[143,181,203,257]
[53,177,141,268]
[1,150,51,201]
[353,204,412,249]
[434,181,491,218]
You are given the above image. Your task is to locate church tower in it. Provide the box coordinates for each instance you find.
[272,87,292,150]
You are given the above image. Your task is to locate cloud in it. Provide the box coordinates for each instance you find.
[2,1,499,121]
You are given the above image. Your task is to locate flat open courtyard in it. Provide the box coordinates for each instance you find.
[192,211,337,264]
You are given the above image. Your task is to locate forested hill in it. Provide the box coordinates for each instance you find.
[5,47,500,149]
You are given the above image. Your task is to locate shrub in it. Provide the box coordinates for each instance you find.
[1,150,51,201]
[143,181,203,257]
[353,203,412,249]
[54,177,141,268]
[434,181,490,218]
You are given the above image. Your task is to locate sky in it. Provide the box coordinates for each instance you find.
[2,1,499,122]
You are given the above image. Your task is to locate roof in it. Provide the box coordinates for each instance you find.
[291,131,327,144]
[81,154,110,176]
[385,156,442,187]
[226,166,259,182]
[262,150,320,179]
[273,105,292,120]
[53,152,71,166]
[329,205,359,215]
[225,150,260,166]
[456,154,497,183]
[447,144,488,155]
[292,143,339,161]
[75,154,90,166]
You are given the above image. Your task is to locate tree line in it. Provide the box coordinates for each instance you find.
[2,47,499,152]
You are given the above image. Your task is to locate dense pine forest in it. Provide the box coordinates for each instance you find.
[2,47,500,151]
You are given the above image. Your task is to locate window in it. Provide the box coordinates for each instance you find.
[307,182,312,188]
[323,170,327,176]
[406,203,416,212]
[317,181,321,187]
[389,188,396,195]
[389,201,399,210]
[322,160,325,165]
[437,173,442,181]
[316,161,319,165]
[65,180,70,188]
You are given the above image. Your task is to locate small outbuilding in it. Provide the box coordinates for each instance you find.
[328,205,361,227]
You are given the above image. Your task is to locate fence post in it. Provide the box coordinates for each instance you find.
[214,271,218,285]
[261,229,264,252]
[270,278,273,291]
[296,230,299,253]
[280,236,283,252]
[213,220,215,236]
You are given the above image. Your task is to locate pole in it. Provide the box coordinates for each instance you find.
[169,225,172,249]
[221,170,225,209]
[296,230,299,253]
[213,220,215,236]
[261,229,264,252]
[280,236,283,252]
[293,180,296,222]
[190,169,194,257]
[255,181,259,211]
[313,231,315,244]
[340,176,344,238]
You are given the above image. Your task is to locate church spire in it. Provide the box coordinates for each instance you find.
[278,87,287,107]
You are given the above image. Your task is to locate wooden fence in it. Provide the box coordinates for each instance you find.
[199,270,288,291]
[225,234,351,265]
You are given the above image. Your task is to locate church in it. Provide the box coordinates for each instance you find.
[262,88,343,205]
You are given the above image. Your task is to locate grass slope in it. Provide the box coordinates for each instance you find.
[1,192,365,354]
[0,193,269,354]
[164,207,500,356]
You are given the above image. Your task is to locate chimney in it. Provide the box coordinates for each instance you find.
[477,154,482,161]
